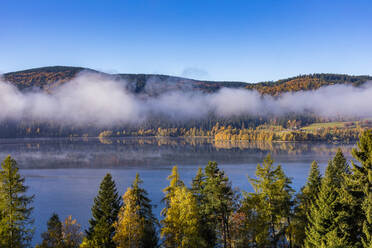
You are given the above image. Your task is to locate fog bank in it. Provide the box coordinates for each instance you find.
[0,73,371,126]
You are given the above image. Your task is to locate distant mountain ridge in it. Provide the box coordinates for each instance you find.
[2,66,372,95]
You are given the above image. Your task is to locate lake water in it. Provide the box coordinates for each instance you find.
[0,137,356,245]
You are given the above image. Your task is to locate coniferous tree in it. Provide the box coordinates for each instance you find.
[305,149,351,247]
[241,154,294,248]
[203,161,236,248]
[191,167,215,247]
[62,215,83,248]
[113,174,158,248]
[161,186,204,248]
[36,213,64,248]
[86,173,121,247]
[342,130,372,248]
[0,155,34,248]
[162,166,184,217]
[292,161,322,247]
[113,187,145,248]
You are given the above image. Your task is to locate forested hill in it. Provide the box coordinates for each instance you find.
[2,66,372,95]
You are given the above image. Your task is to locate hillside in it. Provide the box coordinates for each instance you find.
[2,66,372,95]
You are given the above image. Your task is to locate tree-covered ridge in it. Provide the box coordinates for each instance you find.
[245,74,372,95]
[3,66,372,95]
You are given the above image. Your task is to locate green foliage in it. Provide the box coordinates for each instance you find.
[86,173,121,247]
[240,154,294,248]
[342,130,372,248]
[36,213,64,248]
[292,161,322,247]
[0,155,34,248]
[305,149,351,247]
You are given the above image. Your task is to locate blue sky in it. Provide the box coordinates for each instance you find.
[0,0,371,82]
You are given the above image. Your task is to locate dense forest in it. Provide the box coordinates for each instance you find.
[1,66,372,140]
[0,130,371,247]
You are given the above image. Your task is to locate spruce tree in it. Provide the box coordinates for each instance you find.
[36,213,64,248]
[203,161,236,248]
[305,149,351,247]
[86,173,121,248]
[292,161,322,247]
[0,155,34,248]
[342,130,372,248]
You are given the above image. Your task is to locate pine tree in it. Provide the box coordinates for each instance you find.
[242,154,294,248]
[86,173,121,247]
[161,186,204,248]
[113,174,158,248]
[305,149,351,247]
[36,213,64,248]
[292,161,322,247]
[342,130,372,248]
[0,155,34,248]
[203,161,236,248]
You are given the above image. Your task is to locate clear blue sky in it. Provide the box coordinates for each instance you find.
[1,0,371,82]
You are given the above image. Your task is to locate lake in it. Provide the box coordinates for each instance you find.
[0,137,356,245]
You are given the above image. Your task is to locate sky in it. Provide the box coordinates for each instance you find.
[0,0,371,82]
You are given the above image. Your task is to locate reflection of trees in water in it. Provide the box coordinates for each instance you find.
[0,137,354,169]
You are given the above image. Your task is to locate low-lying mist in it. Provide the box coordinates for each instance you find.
[0,72,371,127]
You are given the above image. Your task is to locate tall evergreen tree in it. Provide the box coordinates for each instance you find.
[292,161,322,247]
[86,173,121,248]
[113,174,158,248]
[203,161,236,248]
[36,213,64,248]
[342,130,372,248]
[0,155,34,248]
[241,154,294,248]
[305,149,351,247]
[161,186,204,248]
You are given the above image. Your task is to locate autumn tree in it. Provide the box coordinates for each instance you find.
[113,174,158,248]
[85,173,121,247]
[63,215,83,248]
[161,186,204,248]
[162,166,184,217]
[0,155,34,248]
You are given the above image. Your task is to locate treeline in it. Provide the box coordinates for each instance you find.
[0,131,371,247]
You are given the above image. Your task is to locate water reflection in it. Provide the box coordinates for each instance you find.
[0,137,355,169]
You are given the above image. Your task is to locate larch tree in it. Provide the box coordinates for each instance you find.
[62,215,83,248]
[161,186,204,248]
[0,155,34,248]
[305,149,351,248]
[161,166,184,217]
[36,213,64,248]
[113,174,158,248]
[113,187,145,248]
[85,173,121,248]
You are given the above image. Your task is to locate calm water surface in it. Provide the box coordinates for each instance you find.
[0,137,356,245]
